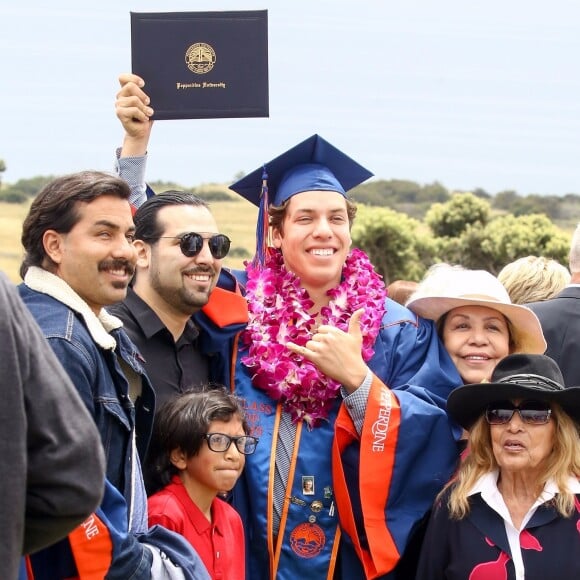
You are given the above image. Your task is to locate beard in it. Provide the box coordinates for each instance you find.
[149,267,215,315]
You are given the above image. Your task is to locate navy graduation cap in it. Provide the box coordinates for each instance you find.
[229,134,373,265]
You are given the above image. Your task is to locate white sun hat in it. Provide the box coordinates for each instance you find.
[406,267,546,354]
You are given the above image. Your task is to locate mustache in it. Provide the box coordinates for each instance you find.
[183,266,216,277]
[98,259,135,277]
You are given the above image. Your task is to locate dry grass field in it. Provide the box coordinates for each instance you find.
[206,198,259,270]
[0,201,31,283]
[0,197,258,283]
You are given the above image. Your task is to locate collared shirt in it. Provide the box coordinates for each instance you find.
[340,366,373,434]
[108,287,209,409]
[469,470,580,580]
[148,476,245,580]
[115,148,148,207]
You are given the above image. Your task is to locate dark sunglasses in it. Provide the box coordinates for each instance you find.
[203,432,259,455]
[157,233,231,259]
[485,400,552,425]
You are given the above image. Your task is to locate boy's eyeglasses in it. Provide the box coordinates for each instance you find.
[203,433,259,455]
[156,232,231,259]
[485,400,552,425]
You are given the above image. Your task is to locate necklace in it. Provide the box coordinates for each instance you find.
[241,248,387,427]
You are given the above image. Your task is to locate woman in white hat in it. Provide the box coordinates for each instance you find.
[406,265,547,386]
[416,353,580,579]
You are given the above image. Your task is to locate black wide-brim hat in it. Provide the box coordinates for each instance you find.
[447,353,580,429]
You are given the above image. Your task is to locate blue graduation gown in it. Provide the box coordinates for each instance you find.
[232,298,462,579]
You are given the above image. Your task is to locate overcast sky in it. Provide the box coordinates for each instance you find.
[2,0,580,195]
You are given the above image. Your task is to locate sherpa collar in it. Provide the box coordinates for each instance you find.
[24,266,123,350]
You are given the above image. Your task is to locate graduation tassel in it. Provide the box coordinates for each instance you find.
[253,166,269,268]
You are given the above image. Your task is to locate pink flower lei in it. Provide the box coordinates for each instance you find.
[241,248,387,427]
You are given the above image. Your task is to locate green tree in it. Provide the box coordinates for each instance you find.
[9,175,54,197]
[351,179,421,206]
[149,179,186,192]
[416,181,449,205]
[195,187,232,202]
[435,223,497,272]
[350,179,452,220]
[493,190,519,210]
[0,189,27,204]
[473,187,492,199]
[351,205,435,284]
[513,194,561,220]
[425,192,491,238]
[0,159,6,189]
[481,214,570,273]
[436,213,570,274]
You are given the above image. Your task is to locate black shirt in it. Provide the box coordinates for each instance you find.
[108,288,209,409]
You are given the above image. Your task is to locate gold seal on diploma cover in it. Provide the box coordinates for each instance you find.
[185,43,216,74]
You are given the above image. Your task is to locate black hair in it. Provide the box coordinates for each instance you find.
[20,171,130,278]
[134,190,208,243]
[145,386,248,494]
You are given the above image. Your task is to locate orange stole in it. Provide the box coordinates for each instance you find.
[67,513,113,579]
[332,376,402,578]
[201,286,248,328]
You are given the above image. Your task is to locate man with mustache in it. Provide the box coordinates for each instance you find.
[18,172,209,579]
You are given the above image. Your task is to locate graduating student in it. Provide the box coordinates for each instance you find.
[227,134,462,579]
[113,75,463,578]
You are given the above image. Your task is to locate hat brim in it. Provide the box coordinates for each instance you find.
[447,382,580,430]
[406,296,546,354]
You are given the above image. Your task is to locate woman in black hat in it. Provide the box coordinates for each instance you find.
[416,353,580,580]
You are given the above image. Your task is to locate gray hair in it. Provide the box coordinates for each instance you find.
[569,223,580,274]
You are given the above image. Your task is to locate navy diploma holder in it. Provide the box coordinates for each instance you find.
[131,10,269,120]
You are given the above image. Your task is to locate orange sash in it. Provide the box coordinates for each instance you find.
[201,286,248,327]
[67,513,113,579]
[332,375,402,578]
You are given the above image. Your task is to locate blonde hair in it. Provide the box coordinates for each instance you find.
[498,256,570,304]
[443,404,580,519]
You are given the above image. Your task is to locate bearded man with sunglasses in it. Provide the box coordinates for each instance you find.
[108,191,247,412]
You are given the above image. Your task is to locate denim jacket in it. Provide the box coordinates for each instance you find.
[18,268,156,578]
[19,269,155,496]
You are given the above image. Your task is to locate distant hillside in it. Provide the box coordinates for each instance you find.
[349,179,580,229]
[1,175,578,282]
[3,174,579,229]
[0,196,258,284]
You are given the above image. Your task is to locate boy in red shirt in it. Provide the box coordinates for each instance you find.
[147,388,257,579]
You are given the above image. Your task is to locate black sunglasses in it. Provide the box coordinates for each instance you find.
[156,232,231,259]
[203,432,259,455]
[485,400,552,425]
